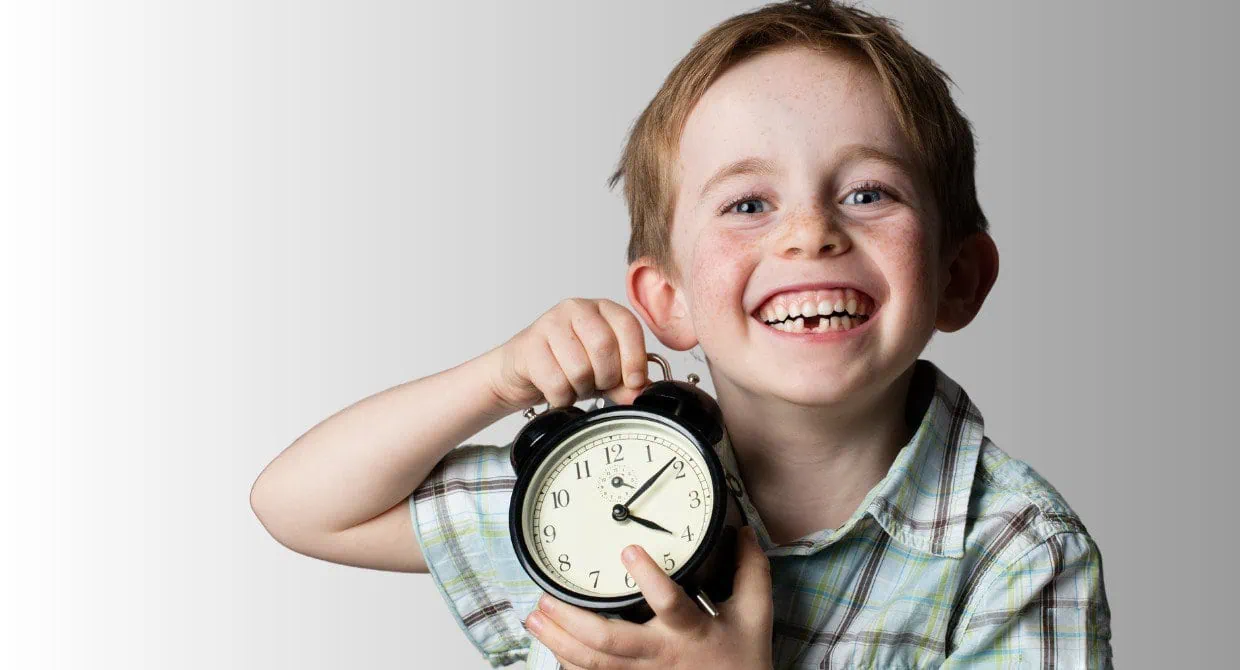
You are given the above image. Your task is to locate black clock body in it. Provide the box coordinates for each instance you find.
[508,379,746,623]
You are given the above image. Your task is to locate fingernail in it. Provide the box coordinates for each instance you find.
[525,611,543,632]
[621,545,639,565]
[538,594,554,612]
[625,372,645,388]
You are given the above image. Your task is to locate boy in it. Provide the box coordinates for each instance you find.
[250,1,1112,667]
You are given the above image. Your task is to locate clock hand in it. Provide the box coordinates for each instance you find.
[622,456,677,508]
[610,476,634,490]
[625,513,674,535]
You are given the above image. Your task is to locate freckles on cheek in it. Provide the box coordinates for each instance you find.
[689,235,750,315]
[872,224,935,290]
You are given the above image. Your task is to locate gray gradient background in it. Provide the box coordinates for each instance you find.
[2,1,1236,667]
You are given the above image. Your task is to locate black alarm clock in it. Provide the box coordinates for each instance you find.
[508,353,746,623]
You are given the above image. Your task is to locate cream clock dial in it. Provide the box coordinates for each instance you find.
[520,418,715,597]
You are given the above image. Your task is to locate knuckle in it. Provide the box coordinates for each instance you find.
[592,628,619,653]
[578,327,616,359]
[540,376,573,406]
[565,361,594,387]
[563,297,593,316]
[648,590,679,613]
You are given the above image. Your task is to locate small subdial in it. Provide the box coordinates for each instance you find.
[595,464,638,503]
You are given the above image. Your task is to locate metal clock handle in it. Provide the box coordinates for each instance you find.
[648,351,702,387]
[523,352,700,418]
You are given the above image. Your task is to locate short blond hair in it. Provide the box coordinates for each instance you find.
[607,0,988,282]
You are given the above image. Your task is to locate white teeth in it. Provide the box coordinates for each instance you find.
[775,304,788,320]
[846,298,857,314]
[817,299,832,315]
[788,302,802,318]
[830,315,842,330]
[840,315,851,329]
[816,315,830,332]
[801,301,817,318]
[791,317,804,331]
[763,307,775,322]
[834,298,845,313]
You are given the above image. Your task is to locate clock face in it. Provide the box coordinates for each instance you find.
[520,415,716,598]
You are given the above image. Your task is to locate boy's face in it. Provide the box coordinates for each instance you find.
[638,46,952,409]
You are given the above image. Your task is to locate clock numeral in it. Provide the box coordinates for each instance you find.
[557,554,571,572]
[662,552,675,571]
[552,489,570,509]
[575,460,591,479]
[645,444,653,462]
[588,570,600,588]
[681,525,695,543]
[542,525,556,543]
[604,443,624,464]
[672,459,686,479]
[688,490,701,509]
[624,572,636,588]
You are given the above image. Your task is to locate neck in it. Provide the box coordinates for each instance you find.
[712,362,921,545]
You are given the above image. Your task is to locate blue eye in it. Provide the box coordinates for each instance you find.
[844,189,883,205]
[719,192,767,216]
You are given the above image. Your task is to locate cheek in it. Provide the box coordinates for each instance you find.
[872,219,937,297]
[688,231,754,314]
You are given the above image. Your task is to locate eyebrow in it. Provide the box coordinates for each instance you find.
[695,144,914,203]
[697,157,781,202]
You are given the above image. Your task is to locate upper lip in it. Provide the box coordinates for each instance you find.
[750,281,879,316]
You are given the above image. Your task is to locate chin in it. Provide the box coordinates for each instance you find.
[758,370,865,408]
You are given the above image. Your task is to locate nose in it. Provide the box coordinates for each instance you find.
[774,205,851,259]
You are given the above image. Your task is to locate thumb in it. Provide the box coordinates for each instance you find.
[726,525,773,625]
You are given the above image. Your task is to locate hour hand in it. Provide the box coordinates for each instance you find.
[625,513,673,535]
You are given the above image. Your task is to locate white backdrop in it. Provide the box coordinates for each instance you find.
[2,1,1236,667]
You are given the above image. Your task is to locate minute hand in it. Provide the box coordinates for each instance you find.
[623,456,677,508]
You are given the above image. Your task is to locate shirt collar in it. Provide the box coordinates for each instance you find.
[859,358,984,559]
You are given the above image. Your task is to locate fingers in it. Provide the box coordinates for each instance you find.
[535,594,660,659]
[597,299,648,390]
[542,298,649,408]
[527,338,578,409]
[546,318,599,403]
[622,544,705,632]
[722,526,773,627]
[507,297,650,412]
[525,608,626,669]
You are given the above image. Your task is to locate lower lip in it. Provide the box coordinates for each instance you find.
[752,306,879,342]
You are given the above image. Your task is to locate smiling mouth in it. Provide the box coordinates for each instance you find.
[752,287,877,334]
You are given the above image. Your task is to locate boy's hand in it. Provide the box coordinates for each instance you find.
[487,298,651,414]
[524,525,774,670]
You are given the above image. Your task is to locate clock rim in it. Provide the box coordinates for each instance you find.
[507,406,729,611]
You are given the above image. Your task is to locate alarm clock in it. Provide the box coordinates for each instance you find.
[508,353,746,623]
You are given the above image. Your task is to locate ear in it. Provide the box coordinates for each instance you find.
[626,257,699,351]
[935,230,1000,333]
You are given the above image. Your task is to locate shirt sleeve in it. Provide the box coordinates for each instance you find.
[943,531,1114,668]
[409,441,545,668]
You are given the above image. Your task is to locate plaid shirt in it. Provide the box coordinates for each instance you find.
[410,359,1113,668]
